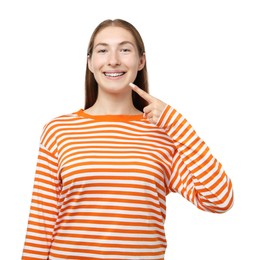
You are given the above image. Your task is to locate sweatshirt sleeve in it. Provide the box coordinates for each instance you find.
[22,143,61,260]
[157,105,234,213]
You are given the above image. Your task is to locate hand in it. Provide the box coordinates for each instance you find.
[130,83,167,124]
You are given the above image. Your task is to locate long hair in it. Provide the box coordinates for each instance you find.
[84,19,149,111]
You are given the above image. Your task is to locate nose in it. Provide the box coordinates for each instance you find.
[108,51,120,66]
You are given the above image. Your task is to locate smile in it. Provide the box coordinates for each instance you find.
[104,72,125,77]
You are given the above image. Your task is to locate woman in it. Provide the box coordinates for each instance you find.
[22,19,233,260]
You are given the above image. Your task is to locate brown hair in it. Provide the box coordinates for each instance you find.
[84,19,149,111]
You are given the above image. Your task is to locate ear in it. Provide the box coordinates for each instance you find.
[138,53,146,71]
[87,55,94,73]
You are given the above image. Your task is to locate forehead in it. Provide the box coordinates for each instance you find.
[94,26,136,46]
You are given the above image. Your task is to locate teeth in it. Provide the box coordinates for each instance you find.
[104,72,124,77]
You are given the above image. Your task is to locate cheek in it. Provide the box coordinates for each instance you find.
[89,56,105,72]
[123,58,141,70]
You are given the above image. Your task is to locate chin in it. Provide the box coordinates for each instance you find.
[101,82,130,93]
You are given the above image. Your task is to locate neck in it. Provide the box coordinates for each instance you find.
[86,89,140,115]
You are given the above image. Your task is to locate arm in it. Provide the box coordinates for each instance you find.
[130,83,234,213]
[157,105,233,213]
[22,144,61,260]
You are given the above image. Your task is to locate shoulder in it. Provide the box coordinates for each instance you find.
[43,110,81,128]
[40,109,83,142]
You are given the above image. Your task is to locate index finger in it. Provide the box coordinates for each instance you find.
[129,82,153,103]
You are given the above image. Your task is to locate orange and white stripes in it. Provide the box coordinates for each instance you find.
[22,105,233,260]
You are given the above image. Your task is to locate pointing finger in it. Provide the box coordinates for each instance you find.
[129,82,154,103]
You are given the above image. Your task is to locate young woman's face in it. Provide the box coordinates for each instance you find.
[88,26,145,95]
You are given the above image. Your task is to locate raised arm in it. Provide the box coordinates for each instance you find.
[130,83,234,213]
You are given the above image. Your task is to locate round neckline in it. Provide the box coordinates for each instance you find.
[76,109,144,122]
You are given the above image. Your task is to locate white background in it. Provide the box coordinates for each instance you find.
[0,0,252,259]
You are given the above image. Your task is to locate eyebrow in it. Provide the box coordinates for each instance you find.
[94,41,135,49]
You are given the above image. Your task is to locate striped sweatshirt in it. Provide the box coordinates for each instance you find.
[22,105,233,260]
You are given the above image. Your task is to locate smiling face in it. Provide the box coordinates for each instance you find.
[88,26,145,95]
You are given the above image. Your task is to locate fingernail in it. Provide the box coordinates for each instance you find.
[129,82,135,88]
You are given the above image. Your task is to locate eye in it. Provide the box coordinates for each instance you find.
[120,48,131,53]
[97,49,107,54]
